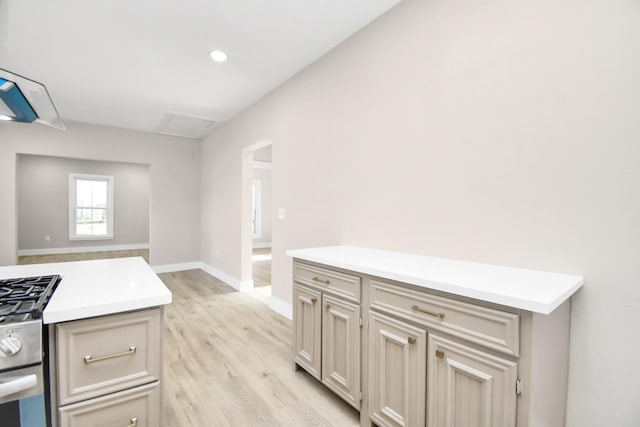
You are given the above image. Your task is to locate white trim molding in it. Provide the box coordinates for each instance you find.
[252,160,272,170]
[199,262,254,291]
[252,178,262,239]
[18,243,149,256]
[269,295,292,320]
[68,173,115,240]
[152,261,254,292]
[152,262,201,274]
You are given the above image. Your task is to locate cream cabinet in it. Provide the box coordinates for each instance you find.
[291,255,576,427]
[293,263,362,410]
[427,334,517,427]
[58,382,160,427]
[322,294,361,409]
[293,284,322,379]
[50,307,164,427]
[369,311,426,427]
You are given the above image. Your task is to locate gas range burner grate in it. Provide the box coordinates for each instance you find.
[0,275,61,322]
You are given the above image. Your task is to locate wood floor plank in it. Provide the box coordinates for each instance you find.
[18,249,149,264]
[17,248,357,426]
[252,248,272,287]
[159,269,359,427]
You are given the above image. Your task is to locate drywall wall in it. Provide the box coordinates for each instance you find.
[17,154,150,251]
[1,121,199,266]
[199,0,640,425]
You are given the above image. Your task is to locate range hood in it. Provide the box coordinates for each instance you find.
[0,68,65,130]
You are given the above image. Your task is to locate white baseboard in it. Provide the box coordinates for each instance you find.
[153,262,256,292]
[252,242,272,249]
[153,261,291,318]
[18,243,149,256]
[269,295,292,320]
[152,262,202,274]
[198,262,254,291]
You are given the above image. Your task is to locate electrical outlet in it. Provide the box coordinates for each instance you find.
[44,235,50,241]
[278,208,285,219]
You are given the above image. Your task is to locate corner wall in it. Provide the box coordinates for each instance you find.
[199,0,640,425]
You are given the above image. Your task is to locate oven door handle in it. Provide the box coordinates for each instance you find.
[0,374,38,398]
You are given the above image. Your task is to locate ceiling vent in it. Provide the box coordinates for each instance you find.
[157,112,216,139]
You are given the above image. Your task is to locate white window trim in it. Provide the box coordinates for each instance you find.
[252,178,262,239]
[69,173,114,241]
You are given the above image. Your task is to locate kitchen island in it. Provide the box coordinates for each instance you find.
[0,256,172,324]
[0,256,172,427]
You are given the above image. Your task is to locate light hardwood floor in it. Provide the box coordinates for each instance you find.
[252,247,272,287]
[19,249,356,425]
[18,249,149,264]
[159,269,359,426]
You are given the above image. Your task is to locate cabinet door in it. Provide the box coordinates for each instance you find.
[427,334,517,427]
[369,311,427,427]
[293,284,322,379]
[322,294,361,410]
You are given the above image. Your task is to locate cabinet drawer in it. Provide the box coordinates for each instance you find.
[57,308,162,405]
[370,280,520,356]
[59,381,160,427]
[294,262,361,303]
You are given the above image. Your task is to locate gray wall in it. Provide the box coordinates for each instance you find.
[199,0,640,425]
[17,154,150,251]
[0,121,200,266]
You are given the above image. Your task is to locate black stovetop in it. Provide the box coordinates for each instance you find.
[0,275,61,323]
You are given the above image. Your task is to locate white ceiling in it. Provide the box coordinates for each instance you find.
[0,0,401,138]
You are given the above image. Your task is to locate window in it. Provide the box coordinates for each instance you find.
[69,173,114,240]
[252,179,261,238]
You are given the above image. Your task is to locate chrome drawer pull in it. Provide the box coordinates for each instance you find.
[312,276,330,285]
[126,417,138,427]
[411,305,445,320]
[84,346,137,364]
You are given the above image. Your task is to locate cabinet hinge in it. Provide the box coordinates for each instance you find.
[359,391,364,401]
[359,317,363,328]
[516,377,523,396]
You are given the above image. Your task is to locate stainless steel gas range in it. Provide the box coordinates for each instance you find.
[0,275,60,427]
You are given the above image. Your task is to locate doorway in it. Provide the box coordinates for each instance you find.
[241,140,273,302]
[16,154,151,265]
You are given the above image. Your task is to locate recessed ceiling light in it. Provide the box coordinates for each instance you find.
[0,115,13,121]
[210,50,228,63]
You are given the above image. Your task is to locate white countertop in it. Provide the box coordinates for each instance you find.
[286,246,583,314]
[0,257,172,324]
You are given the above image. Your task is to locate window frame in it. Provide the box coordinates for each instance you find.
[68,173,114,240]
[252,178,262,239]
